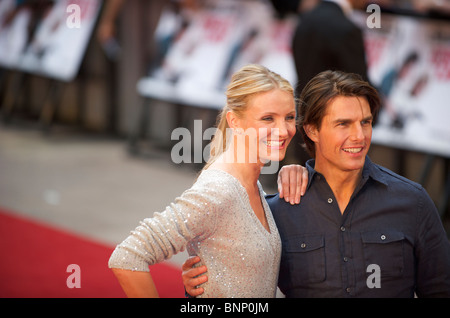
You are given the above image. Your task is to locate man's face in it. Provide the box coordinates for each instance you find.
[306,95,373,176]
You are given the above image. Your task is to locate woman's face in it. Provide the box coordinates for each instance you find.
[233,89,296,164]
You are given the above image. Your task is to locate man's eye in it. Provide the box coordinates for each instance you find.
[262,117,273,121]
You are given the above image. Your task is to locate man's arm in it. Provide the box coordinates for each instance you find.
[415,190,450,297]
[97,0,125,44]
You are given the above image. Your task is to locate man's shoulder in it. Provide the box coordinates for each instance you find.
[302,1,356,29]
[265,193,294,210]
[371,162,424,192]
[265,193,281,205]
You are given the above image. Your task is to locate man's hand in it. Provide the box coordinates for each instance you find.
[182,256,208,297]
[277,164,308,205]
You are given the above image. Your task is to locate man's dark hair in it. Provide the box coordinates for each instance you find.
[298,70,381,157]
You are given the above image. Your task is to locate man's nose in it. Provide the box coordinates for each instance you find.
[350,123,365,141]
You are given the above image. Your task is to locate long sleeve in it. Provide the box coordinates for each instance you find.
[108,173,223,272]
[415,188,450,297]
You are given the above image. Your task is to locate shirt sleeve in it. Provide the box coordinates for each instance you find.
[414,187,450,297]
[108,177,224,272]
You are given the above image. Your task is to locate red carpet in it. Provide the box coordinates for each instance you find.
[0,208,184,298]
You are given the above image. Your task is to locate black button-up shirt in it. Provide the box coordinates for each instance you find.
[267,157,450,297]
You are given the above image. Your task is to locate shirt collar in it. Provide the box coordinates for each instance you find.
[361,156,389,186]
[305,159,319,191]
[305,156,388,191]
[323,0,354,17]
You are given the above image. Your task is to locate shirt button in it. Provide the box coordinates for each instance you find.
[381,235,386,240]
[301,243,306,248]
[327,198,333,204]
[343,257,348,262]
[340,226,346,232]
[346,287,351,293]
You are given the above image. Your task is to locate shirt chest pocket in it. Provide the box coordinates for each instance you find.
[283,234,326,284]
[361,230,405,277]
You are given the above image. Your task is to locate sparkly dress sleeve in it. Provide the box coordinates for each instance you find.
[108,172,224,272]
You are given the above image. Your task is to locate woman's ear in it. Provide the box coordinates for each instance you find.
[304,124,318,142]
[226,111,239,129]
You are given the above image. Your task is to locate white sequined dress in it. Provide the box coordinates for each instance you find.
[108,169,281,298]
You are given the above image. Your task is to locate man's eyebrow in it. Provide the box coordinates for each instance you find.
[333,115,373,124]
[333,118,352,124]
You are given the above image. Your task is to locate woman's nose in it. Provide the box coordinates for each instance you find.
[275,121,290,138]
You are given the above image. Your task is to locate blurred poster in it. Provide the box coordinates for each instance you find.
[353,12,450,157]
[0,0,102,82]
[138,0,297,109]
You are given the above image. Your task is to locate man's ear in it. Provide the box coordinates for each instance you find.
[304,124,319,142]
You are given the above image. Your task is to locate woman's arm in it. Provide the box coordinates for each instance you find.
[109,171,225,297]
[112,268,159,298]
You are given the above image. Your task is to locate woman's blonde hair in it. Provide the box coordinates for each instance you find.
[203,64,294,170]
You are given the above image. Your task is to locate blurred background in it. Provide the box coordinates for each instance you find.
[0,0,449,298]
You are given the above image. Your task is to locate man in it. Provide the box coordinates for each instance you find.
[183,70,450,297]
[292,0,369,93]
[269,0,319,18]
[286,0,370,165]
[271,70,450,297]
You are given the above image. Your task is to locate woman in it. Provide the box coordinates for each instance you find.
[108,64,297,297]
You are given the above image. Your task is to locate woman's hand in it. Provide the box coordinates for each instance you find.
[277,164,308,204]
[182,256,208,297]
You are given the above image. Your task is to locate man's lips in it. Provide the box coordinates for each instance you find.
[342,147,364,154]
